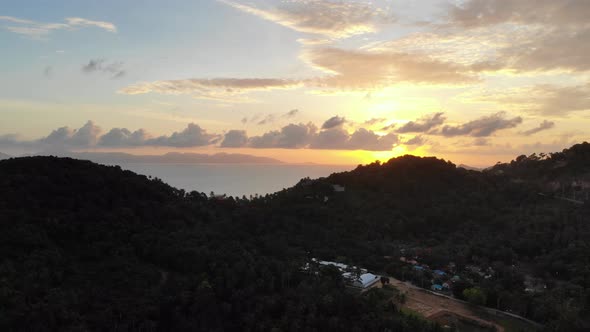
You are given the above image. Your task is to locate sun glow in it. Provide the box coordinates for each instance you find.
[339,145,410,165]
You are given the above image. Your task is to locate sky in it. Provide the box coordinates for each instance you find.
[1,0,589,166]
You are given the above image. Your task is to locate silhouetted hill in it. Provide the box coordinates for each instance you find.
[0,156,435,332]
[490,142,590,189]
[257,147,590,330]
[2,144,590,331]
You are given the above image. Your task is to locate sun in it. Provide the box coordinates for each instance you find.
[339,146,411,165]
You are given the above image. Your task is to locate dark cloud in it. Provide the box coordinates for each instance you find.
[347,129,399,151]
[284,109,299,117]
[381,123,396,131]
[439,112,523,137]
[404,135,425,145]
[397,112,446,133]
[220,130,249,148]
[322,115,346,129]
[364,117,387,125]
[310,128,352,149]
[82,58,125,79]
[521,120,555,136]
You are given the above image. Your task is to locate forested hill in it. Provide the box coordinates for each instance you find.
[0,156,437,331]
[1,142,590,331]
[252,143,590,330]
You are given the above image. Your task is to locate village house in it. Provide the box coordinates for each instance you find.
[306,259,380,289]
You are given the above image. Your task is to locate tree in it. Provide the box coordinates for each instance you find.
[463,287,487,306]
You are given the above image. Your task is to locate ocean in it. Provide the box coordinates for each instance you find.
[118,163,353,197]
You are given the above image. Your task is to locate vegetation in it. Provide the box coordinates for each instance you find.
[463,288,487,306]
[1,142,590,331]
[0,157,437,331]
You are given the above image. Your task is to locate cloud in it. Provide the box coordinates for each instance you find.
[284,109,299,117]
[220,130,249,148]
[146,123,219,147]
[65,17,117,32]
[120,44,479,101]
[439,112,522,137]
[475,83,590,116]
[0,15,116,38]
[250,123,317,148]
[82,59,126,79]
[397,112,446,133]
[521,120,555,136]
[119,78,301,102]
[321,115,346,129]
[223,118,399,151]
[38,120,102,147]
[0,113,541,153]
[304,47,478,89]
[447,0,589,28]
[469,27,590,73]
[381,123,396,131]
[99,128,151,146]
[310,128,353,149]
[444,1,590,73]
[310,127,398,151]
[364,117,387,125]
[257,114,276,125]
[347,129,399,151]
[219,0,393,40]
[404,135,425,146]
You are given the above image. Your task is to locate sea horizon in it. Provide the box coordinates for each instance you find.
[116,162,354,197]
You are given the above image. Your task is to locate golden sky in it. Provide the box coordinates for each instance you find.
[1,0,589,167]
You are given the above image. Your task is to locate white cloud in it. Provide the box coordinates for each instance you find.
[119,78,301,102]
[0,15,116,38]
[219,0,393,40]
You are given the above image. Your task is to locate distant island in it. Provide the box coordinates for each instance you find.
[27,151,284,164]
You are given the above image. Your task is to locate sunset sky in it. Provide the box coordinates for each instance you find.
[1,0,589,166]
